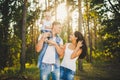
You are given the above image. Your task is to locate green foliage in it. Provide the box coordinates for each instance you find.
[8,35,21,67]
[91,0,120,61]
[0,0,22,69]
[0,0,40,70]
[60,23,71,43]
[0,65,39,80]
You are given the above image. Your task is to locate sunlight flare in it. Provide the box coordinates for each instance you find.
[57,3,67,21]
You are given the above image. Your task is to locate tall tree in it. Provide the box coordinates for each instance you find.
[20,0,27,72]
[84,0,92,62]
[0,0,12,69]
[66,0,75,42]
[78,0,82,31]
[66,0,70,42]
[78,0,83,71]
[91,0,120,61]
[55,0,57,20]
[86,0,92,62]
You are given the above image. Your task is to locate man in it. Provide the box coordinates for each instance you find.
[36,21,63,80]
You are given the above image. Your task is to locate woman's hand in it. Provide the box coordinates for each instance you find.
[71,41,83,59]
[76,41,83,48]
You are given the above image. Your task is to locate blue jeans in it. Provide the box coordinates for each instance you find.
[41,30,52,40]
[40,63,60,80]
[60,66,75,80]
[41,29,51,34]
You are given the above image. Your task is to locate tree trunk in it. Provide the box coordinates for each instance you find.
[45,0,48,10]
[0,0,10,69]
[55,0,57,20]
[78,0,83,71]
[66,0,70,42]
[86,0,92,62]
[78,0,82,31]
[93,19,97,50]
[20,0,27,73]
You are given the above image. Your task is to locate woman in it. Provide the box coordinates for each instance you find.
[60,31,87,80]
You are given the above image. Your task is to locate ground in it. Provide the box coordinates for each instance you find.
[0,62,120,80]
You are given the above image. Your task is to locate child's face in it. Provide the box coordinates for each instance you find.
[45,12,51,20]
[46,15,51,20]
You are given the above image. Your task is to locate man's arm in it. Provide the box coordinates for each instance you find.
[35,32,50,53]
[35,36,45,53]
[46,40,64,57]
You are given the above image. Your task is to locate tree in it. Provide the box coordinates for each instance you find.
[0,0,18,70]
[84,0,92,62]
[78,0,83,71]
[0,0,41,70]
[78,0,82,31]
[0,0,14,69]
[66,0,70,42]
[90,0,120,62]
[20,0,27,72]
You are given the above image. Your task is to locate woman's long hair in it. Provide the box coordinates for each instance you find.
[74,31,87,59]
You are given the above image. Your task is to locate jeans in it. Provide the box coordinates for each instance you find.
[40,63,60,80]
[41,30,52,40]
[60,66,75,80]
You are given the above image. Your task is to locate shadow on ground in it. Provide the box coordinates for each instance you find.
[75,63,120,80]
[0,62,120,80]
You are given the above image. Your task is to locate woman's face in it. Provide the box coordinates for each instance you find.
[69,33,77,42]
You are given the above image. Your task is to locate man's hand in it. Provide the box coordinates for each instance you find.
[47,40,57,46]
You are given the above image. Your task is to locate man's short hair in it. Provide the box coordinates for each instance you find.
[52,21,61,29]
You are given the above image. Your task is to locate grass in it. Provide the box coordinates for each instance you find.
[76,62,120,80]
[0,62,120,80]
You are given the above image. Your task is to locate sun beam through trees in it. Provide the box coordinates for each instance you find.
[0,0,120,80]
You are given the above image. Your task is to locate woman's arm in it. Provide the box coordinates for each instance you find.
[71,48,82,59]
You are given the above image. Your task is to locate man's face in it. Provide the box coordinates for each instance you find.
[53,24,62,34]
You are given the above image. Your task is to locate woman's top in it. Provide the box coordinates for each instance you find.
[61,43,78,71]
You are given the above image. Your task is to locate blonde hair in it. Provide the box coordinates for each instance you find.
[52,21,61,29]
[45,11,51,17]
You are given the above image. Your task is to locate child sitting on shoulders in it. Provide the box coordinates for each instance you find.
[40,11,52,33]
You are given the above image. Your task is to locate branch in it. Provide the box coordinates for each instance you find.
[103,3,114,13]
[117,0,120,4]
[108,0,119,13]
[116,0,120,11]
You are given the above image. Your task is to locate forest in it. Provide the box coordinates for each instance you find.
[0,0,120,80]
